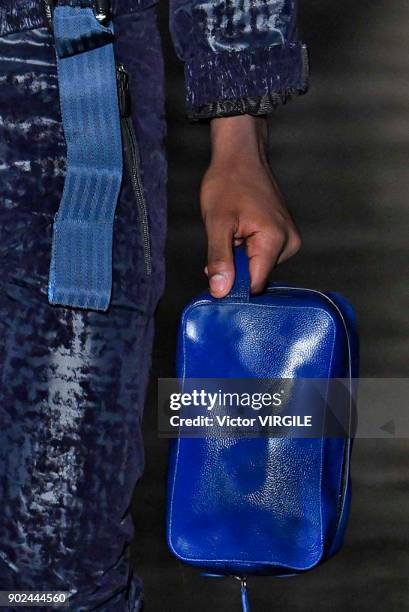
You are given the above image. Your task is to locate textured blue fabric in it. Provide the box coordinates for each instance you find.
[3,1,309,120]
[184,42,308,112]
[48,7,123,311]
[0,5,166,607]
[0,0,156,36]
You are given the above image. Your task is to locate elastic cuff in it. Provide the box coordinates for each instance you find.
[185,41,309,121]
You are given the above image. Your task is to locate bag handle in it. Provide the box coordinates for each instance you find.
[224,245,250,303]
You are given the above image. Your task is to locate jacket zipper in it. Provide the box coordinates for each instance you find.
[43,0,55,30]
[116,63,152,276]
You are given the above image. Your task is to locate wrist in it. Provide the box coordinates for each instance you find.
[209,115,268,169]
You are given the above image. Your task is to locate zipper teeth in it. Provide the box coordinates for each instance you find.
[301,43,309,88]
[43,0,54,31]
[122,116,152,276]
[266,285,353,527]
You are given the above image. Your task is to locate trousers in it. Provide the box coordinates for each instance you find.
[0,5,166,610]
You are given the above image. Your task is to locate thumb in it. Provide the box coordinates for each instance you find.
[206,216,235,298]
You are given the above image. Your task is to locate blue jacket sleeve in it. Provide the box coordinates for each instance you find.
[169,0,309,120]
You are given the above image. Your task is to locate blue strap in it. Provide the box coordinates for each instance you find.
[241,581,250,612]
[48,6,122,311]
[201,573,250,611]
[225,245,251,302]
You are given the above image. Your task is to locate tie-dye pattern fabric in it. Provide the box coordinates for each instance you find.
[169,0,309,118]
[3,0,308,120]
[0,6,166,610]
[0,0,308,608]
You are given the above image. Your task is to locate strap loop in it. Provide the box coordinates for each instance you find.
[224,245,251,303]
[43,0,111,32]
[48,5,122,311]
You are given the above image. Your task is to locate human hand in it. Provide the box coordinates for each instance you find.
[201,114,301,298]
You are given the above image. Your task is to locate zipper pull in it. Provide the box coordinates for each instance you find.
[234,576,250,612]
[93,0,111,25]
[240,578,250,612]
[116,64,132,118]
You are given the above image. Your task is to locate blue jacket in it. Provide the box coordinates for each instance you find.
[2,0,308,119]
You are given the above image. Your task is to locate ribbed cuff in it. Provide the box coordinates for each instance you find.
[185,41,309,121]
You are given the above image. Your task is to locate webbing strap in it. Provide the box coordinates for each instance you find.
[48,6,123,311]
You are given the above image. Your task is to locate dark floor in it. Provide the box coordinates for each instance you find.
[132,1,409,610]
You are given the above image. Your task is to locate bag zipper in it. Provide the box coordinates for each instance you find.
[265,285,352,529]
[116,63,152,276]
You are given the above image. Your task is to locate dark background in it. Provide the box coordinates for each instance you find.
[132,1,409,610]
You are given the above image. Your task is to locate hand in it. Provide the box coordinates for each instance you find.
[201,114,301,298]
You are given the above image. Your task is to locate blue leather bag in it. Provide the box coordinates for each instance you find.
[167,247,358,608]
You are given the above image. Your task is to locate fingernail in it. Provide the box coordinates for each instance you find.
[204,266,208,276]
[210,273,227,293]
